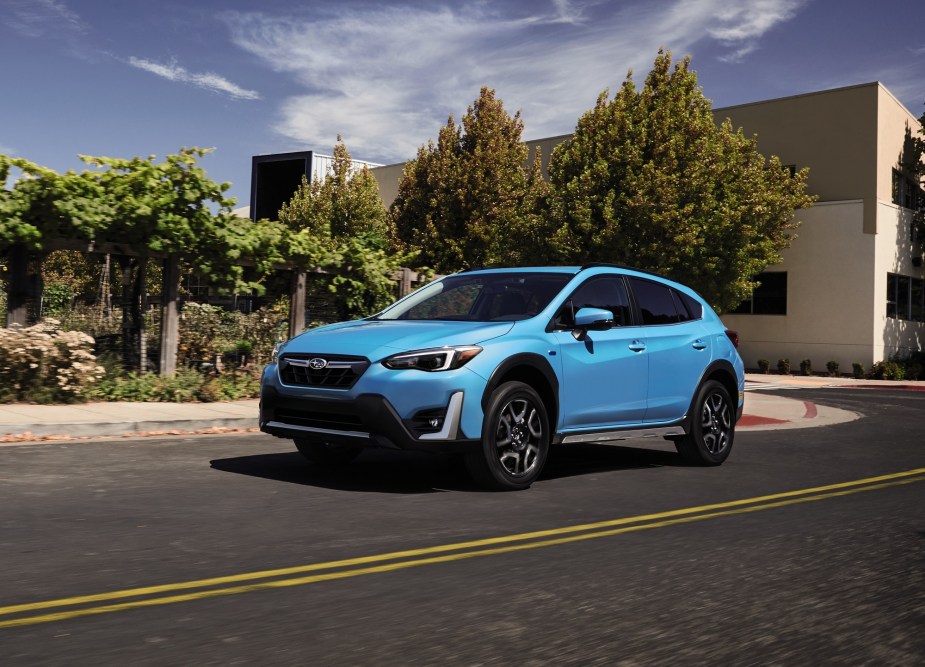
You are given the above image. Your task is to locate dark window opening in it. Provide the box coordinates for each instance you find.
[555,276,632,328]
[732,272,787,315]
[628,277,681,325]
[887,272,925,322]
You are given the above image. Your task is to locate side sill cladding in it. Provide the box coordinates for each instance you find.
[481,353,560,429]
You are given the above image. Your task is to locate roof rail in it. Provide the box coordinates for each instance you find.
[578,262,665,278]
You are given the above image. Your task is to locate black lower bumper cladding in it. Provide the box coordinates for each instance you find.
[259,387,478,453]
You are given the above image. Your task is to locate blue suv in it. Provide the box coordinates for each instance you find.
[260,264,745,490]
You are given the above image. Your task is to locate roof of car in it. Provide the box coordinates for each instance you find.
[457,263,666,279]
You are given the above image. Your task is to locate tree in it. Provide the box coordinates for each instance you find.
[546,50,815,312]
[389,87,550,272]
[1,148,287,370]
[279,138,400,320]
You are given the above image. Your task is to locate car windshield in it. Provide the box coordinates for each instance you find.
[374,272,573,322]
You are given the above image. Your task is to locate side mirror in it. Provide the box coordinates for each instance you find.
[572,307,614,339]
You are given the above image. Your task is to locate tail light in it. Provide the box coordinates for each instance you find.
[724,329,739,348]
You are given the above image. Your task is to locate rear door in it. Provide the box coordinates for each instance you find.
[626,277,711,423]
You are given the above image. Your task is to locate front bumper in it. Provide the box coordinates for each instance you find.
[259,386,479,453]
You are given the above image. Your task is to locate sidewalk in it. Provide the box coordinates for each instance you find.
[0,373,920,442]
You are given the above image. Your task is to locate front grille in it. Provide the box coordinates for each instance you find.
[279,354,369,389]
[275,408,365,432]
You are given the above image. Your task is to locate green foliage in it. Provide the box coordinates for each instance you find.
[89,367,205,402]
[911,107,925,243]
[800,359,812,376]
[852,362,865,379]
[178,301,287,367]
[777,358,791,375]
[0,319,104,403]
[826,360,839,377]
[389,87,551,272]
[1,149,286,295]
[279,138,403,319]
[757,359,770,374]
[868,360,906,381]
[546,50,816,312]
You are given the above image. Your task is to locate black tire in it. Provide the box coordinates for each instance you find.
[465,381,550,491]
[293,438,363,466]
[674,380,735,466]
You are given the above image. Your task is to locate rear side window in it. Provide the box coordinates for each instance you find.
[628,278,681,325]
[674,290,704,322]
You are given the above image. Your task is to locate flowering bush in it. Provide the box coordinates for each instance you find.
[0,319,105,403]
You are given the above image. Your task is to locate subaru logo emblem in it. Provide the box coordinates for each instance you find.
[308,357,328,370]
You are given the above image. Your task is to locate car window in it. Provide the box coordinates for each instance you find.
[628,277,681,325]
[377,272,573,321]
[673,289,703,322]
[402,283,483,320]
[555,275,632,328]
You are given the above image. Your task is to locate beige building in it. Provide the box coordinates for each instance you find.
[717,83,923,369]
[372,82,924,369]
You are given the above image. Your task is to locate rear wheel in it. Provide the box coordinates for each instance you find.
[466,381,550,490]
[293,438,363,466]
[674,380,735,465]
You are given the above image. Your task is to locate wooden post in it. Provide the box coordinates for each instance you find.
[399,267,413,298]
[288,269,306,340]
[5,245,28,327]
[159,255,180,376]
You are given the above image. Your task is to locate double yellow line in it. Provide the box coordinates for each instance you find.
[3,467,924,629]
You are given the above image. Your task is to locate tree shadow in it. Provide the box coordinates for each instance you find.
[210,441,684,494]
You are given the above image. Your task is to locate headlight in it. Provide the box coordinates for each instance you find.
[382,346,482,372]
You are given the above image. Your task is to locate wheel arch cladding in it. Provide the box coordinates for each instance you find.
[482,354,559,432]
[703,362,739,411]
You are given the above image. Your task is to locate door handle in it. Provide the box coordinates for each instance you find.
[628,341,647,352]
[692,340,707,350]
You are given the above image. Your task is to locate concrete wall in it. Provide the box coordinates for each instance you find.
[715,83,880,233]
[874,201,925,361]
[721,200,877,369]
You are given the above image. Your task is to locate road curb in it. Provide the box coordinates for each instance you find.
[0,417,258,440]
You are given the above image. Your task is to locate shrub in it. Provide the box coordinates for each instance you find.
[826,360,839,377]
[88,367,208,402]
[852,362,864,379]
[0,319,105,403]
[800,359,812,376]
[868,361,906,381]
[777,358,791,375]
[757,359,770,374]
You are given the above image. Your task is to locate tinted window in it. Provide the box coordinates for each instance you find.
[556,276,631,328]
[629,278,680,325]
[675,290,703,321]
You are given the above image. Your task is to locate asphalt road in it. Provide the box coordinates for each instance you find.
[1,388,923,666]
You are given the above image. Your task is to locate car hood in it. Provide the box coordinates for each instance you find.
[281,320,515,361]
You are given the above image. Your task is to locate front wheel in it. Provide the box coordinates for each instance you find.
[465,381,550,491]
[674,380,735,466]
[294,438,363,466]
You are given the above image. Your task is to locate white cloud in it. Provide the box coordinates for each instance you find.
[223,0,804,162]
[2,0,85,37]
[127,57,261,101]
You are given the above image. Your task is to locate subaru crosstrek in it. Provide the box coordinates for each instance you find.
[260,264,745,490]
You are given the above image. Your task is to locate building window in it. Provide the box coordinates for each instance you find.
[732,272,787,315]
[892,169,923,211]
[887,272,925,322]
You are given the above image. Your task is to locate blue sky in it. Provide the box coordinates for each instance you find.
[2,0,923,207]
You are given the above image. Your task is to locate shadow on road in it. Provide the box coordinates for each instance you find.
[210,441,684,493]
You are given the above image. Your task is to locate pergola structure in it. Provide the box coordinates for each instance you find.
[4,242,427,375]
